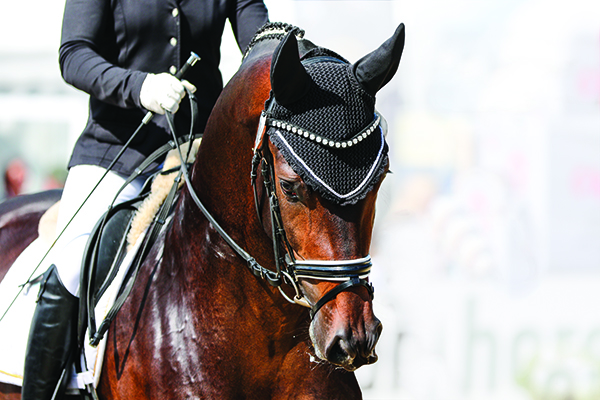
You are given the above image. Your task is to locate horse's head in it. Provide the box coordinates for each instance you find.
[252,24,405,371]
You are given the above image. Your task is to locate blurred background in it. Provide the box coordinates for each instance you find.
[1,0,599,399]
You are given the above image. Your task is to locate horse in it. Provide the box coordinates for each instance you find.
[0,190,62,281]
[0,22,405,399]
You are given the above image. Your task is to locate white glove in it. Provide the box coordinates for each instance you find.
[140,73,196,115]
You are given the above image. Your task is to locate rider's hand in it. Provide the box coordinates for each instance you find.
[139,73,196,115]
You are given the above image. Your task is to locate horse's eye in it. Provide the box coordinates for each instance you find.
[280,180,299,201]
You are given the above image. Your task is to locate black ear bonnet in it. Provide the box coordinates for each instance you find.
[264,24,405,206]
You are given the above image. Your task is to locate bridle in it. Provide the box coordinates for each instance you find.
[249,99,375,319]
[167,63,376,321]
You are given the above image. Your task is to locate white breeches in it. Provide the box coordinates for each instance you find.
[52,165,146,296]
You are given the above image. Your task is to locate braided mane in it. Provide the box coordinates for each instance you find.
[243,22,304,60]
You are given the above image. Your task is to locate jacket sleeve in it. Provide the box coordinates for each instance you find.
[230,0,269,53]
[58,0,147,109]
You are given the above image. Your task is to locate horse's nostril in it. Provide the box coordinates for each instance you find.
[370,320,383,345]
[326,336,354,366]
[373,321,383,342]
[376,320,383,337]
[360,320,382,361]
[326,337,344,364]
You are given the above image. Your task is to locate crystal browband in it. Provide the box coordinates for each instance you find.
[267,113,381,149]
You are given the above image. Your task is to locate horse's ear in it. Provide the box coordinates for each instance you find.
[270,30,311,106]
[352,23,405,96]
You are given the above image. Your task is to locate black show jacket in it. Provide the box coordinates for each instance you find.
[60,0,268,175]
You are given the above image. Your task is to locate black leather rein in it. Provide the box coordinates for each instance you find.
[166,91,374,320]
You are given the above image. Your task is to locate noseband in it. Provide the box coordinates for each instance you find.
[251,110,375,319]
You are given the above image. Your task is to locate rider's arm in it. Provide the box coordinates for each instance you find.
[230,0,269,53]
[58,0,147,110]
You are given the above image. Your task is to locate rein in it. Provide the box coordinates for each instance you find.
[163,32,376,319]
[164,88,374,319]
[164,105,282,287]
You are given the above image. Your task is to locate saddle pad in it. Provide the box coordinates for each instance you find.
[0,238,46,386]
[0,231,145,392]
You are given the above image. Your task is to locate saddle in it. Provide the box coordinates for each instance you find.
[27,136,202,395]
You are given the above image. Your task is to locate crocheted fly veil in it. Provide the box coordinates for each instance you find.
[264,24,405,205]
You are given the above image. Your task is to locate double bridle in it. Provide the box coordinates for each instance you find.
[166,55,376,320]
[249,104,375,318]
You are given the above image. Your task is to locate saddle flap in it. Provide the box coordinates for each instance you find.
[77,195,144,347]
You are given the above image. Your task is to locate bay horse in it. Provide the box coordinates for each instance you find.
[0,22,405,399]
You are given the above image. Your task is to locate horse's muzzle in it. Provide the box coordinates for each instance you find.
[325,318,382,371]
[310,309,383,371]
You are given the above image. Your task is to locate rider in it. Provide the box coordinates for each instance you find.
[21,0,268,398]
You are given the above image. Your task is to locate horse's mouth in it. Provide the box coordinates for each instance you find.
[323,342,379,371]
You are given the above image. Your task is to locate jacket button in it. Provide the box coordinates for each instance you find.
[170,37,177,47]
[169,65,177,74]
[172,8,179,17]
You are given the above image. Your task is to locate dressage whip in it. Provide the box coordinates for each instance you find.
[0,52,200,323]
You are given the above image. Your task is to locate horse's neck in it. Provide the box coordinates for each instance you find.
[181,49,272,239]
[165,46,278,295]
